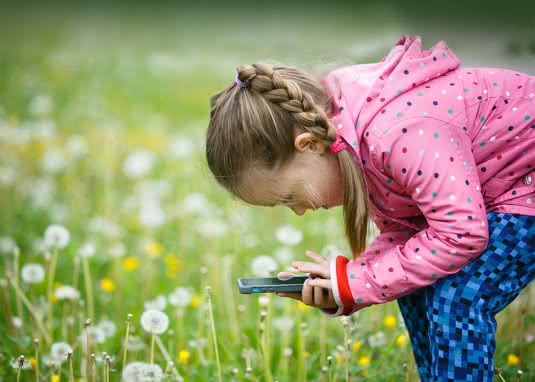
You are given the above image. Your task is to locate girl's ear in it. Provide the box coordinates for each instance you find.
[294,133,327,154]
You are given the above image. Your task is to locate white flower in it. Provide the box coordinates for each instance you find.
[168,287,193,307]
[140,309,169,335]
[41,148,66,173]
[274,247,293,263]
[122,361,145,382]
[140,364,163,382]
[65,135,88,158]
[54,286,80,300]
[87,216,124,239]
[123,150,155,178]
[44,224,70,249]
[29,94,54,116]
[368,331,386,348]
[0,236,17,253]
[78,242,96,258]
[50,342,73,364]
[12,316,22,328]
[258,296,270,307]
[97,319,117,338]
[283,347,293,357]
[78,327,106,352]
[144,295,167,311]
[10,357,32,370]
[21,263,45,284]
[126,335,145,352]
[168,136,194,159]
[109,242,126,258]
[275,224,303,245]
[251,255,278,277]
[195,219,227,238]
[273,317,295,331]
[122,362,163,382]
[138,199,166,228]
[182,193,209,214]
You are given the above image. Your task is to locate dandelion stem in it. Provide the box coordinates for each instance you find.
[68,353,74,382]
[34,339,39,382]
[16,366,21,382]
[150,334,155,364]
[206,286,222,382]
[6,272,51,344]
[155,335,184,382]
[47,247,59,338]
[82,257,95,321]
[13,248,24,327]
[122,313,132,379]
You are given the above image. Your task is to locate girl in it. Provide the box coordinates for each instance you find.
[205,34,535,380]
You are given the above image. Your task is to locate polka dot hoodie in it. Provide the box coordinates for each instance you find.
[319,34,535,317]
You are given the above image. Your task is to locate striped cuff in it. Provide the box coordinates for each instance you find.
[319,255,354,317]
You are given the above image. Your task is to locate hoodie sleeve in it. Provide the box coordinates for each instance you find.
[322,116,490,316]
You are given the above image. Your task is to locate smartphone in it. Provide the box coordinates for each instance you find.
[237,276,310,294]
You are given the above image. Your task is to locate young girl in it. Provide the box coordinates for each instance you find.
[205,34,535,380]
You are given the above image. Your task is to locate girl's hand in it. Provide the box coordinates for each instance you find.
[276,250,339,310]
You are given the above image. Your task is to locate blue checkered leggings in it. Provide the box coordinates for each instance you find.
[397,212,535,381]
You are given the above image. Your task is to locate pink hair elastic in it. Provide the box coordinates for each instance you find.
[330,136,348,153]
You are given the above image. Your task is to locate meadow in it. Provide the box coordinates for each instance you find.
[0,4,533,381]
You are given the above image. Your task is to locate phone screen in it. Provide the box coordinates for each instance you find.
[240,276,308,286]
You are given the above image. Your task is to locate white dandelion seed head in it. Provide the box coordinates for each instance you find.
[168,135,194,160]
[251,255,278,277]
[275,224,303,245]
[122,149,156,178]
[54,285,80,300]
[258,296,270,307]
[283,347,293,357]
[9,357,32,369]
[195,219,227,238]
[41,148,66,173]
[122,361,145,382]
[44,224,70,249]
[21,263,45,284]
[12,316,22,328]
[0,236,17,254]
[126,336,146,352]
[140,309,169,335]
[144,295,167,311]
[182,193,209,214]
[168,287,193,307]
[65,134,88,157]
[29,94,54,116]
[321,244,343,259]
[97,320,117,338]
[78,327,106,352]
[78,241,96,258]
[368,331,386,348]
[109,242,126,258]
[138,199,166,229]
[273,247,293,263]
[272,316,295,331]
[50,342,73,364]
[140,363,163,382]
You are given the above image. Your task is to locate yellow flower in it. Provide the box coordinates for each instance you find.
[190,294,201,308]
[352,340,361,352]
[29,357,36,368]
[178,350,190,364]
[384,315,397,329]
[100,278,115,293]
[164,254,184,278]
[396,334,407,346]
[297,301,310,311]
[145,241,164,257]
[123,257,140,271]
[304,351,309,358]
[51,375,60,382]
[507,354,520,366]
[358,356,371,366]
[335,353,343,364]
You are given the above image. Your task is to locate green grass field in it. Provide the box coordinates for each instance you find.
[0,5,533,381]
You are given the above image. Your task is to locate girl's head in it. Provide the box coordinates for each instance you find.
[206,62,370,258]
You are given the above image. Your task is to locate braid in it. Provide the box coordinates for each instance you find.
[237,63,337,147]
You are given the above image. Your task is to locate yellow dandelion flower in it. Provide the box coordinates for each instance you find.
[304,351,309,358]
[358,356,371,366]
[297,301,310,311]
[190,294,201,308]
[507,354,520,366]
[51,375,60,382]
[352,340,361,352]
[100,278,115,293]
[145,241,164,257]
[384,315,397,329]
[29,356,36,368]
[178,350,190,364]
[396,334,407,346]
[335,353,343,364]
[51,293,58,303]
[123,257,140,271]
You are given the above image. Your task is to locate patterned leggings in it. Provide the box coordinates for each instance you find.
[397,212,535,381]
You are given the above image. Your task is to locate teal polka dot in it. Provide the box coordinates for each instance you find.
[396,112,402,117]
[386,178,392,184]
[480,117,485,122]
[431,249,437,254]
[492,82,498,86]
[417,92,423,96]
[447,211,453,216]
[350,274,355,279]
[442,52,447,57]
[434,133,439,138]
[525,115,530,120]
[397,89,402,95]
[467,198,472,203]
[449,264,455,269]
[431,274,437,278]
[356,122,361,127]
[357,297,363,303]
[480,141,486,147]
[387,164,391,169]
[448,109,453,114]
[353,141,357,146]
[432,192,437,197]
[463,88,469,93]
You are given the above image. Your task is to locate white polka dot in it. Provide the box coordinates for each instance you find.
[419,149,424,156]
[506,91,510,96]
[449,138,455,143]
[450,175,455,181]
[373,263,379,268]
[415,255,422,260]
[481,221,485,227]
[483,89,488,94]
[370,145,374,151]
[490,136,496,141]
[365,283,371,289]
[515,136,520,140]
[476,185,480,191]
[482,125,487,130]
[530,93,534,98]
[435,152,440,158]
[419,129,424,135]
[490,71,494,74]
[527,198,533,204]
[416,187,421,194]
[441,90,447,95]
[389,207,395,211]
[450,249,457,254]
[457,95,463,101]
[436,73,441,77]
[513,107,518,111]
[449,194,456,201]
[337,123,343,129]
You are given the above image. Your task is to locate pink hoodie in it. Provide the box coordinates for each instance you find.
[319,34,535,317]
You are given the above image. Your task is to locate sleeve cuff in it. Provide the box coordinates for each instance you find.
[319,255,355,317]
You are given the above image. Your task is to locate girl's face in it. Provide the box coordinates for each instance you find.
[239,132,344,215]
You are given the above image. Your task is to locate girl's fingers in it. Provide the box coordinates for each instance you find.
[306,278,332,290]
[291,261,329,279]
[313,286,324,306]
[277,292,301,300]
[304,250,327,264]
[276,271,300,281]
[301,278,313,306]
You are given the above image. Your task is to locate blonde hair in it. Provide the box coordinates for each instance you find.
[205,61,371,259]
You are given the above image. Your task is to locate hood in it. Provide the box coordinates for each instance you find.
[321,34,461,163]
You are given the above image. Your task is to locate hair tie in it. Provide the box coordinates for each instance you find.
[235,74,251,88]
[330,136,348,153]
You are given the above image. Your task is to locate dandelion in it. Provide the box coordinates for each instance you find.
[0,236,17,253]
[145,241,164,257]
[109,242,126,258]
[10,356,31,369]
[275,224,303,245]
[54,286,80,300]
[396,334,407,346]
[358,356,371,366]
[44,224,70,249]
[384,315,397,329]
[144,295,167,311]
[50,342,73,364]
[97,320,117,338]
[21,263,45,284]
[195,219,227,238]
[352,340,361,352]
[139,199,166,228]
[283,347,293,357]
[178,350,190,364]
[507,353,520,366]
[29,94,53,115]
[168,136,194,159]
[368,331,386,348]
[126,336,145,352]
[100,279,115,293]
[122,149,156,178]
[258,296,270,307]
[122,361,145,381]
[272,317,294,331]
[273,247,293,263]
[251,255,278,277]
[41,149,66,173]
[182,193,209,214]
[78,242,96,258]
[141,310,169,335]
[123,257,140,271]
[168,287,192,307]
